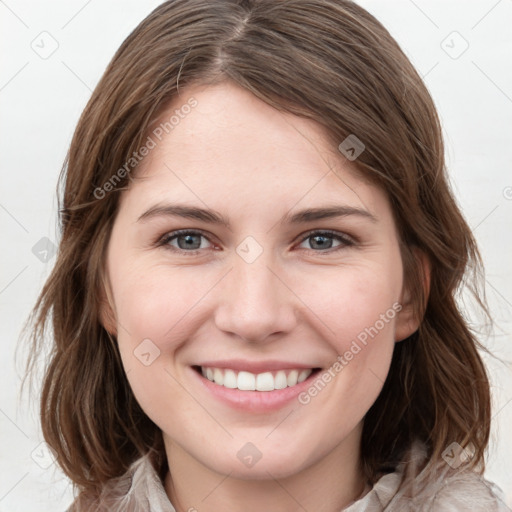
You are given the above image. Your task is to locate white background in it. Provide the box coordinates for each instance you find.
[1,0,511,509]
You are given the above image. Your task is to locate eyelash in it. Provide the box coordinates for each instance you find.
[156,229,356,255]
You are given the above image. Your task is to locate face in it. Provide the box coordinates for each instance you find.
[103,81,418,480]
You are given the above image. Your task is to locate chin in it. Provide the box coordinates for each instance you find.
[200,437,321,480]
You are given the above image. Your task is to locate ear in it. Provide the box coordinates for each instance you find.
[395,248,431,343]
[98,271,118,337]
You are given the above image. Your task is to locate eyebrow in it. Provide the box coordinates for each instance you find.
[136,203,377,226]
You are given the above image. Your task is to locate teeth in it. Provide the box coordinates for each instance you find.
[199,366,314,391]
[223,369,237,389]
[256,372,274,391]
[213,368,224,386]
[238,371,256,390]
[274,371,288,390]
[298,370,310,383]
[287,370,298,386]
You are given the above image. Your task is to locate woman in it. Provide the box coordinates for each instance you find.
[25,0,509,510]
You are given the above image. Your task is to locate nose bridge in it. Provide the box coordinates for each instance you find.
[213,246,297,343]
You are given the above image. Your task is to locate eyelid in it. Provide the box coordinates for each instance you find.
[156,228,216,253]
[296,229,356,251]
[156,228,356,255]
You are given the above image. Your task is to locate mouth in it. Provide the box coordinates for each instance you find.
[192,365,322,391]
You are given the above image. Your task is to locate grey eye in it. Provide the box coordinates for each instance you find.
[298,231,351,251]
[163,231,212,251]
[175,233,203,250]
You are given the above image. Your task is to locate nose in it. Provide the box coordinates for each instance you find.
[213,254,298,344]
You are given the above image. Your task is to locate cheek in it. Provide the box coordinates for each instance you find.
[303,260,401,351]
[108,260,237,416]
[111,260,210,343]
[295,263,400,414]
[108,262,201,396]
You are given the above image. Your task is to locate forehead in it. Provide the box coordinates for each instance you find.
[123,82,389,223]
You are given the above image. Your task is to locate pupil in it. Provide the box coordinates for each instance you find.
[312,235,331,249]
[179,234,200,249]
[176,234,333,251]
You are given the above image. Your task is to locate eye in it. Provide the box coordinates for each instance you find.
[158,230,214,253]
[156,229,355,255]
[297,230,354,252]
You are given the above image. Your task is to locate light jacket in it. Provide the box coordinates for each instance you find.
[67,442,510,511]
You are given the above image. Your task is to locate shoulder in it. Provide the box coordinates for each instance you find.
[65,452,175,512]
[385,442,510,512]
[347,442,510,512]
[427,469,510,512]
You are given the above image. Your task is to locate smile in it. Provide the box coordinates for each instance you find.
[198,366,316,391]
[190,361,323,412]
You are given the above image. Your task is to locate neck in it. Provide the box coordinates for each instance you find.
[163,426,366,512]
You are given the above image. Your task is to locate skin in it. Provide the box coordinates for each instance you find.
[102,81,422,512]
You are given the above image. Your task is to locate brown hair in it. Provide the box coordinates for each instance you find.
[24,0,491,502]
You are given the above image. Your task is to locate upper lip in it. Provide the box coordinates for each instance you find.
[195,359,320,374]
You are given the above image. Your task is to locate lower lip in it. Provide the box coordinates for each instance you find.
[189,366,321,412]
